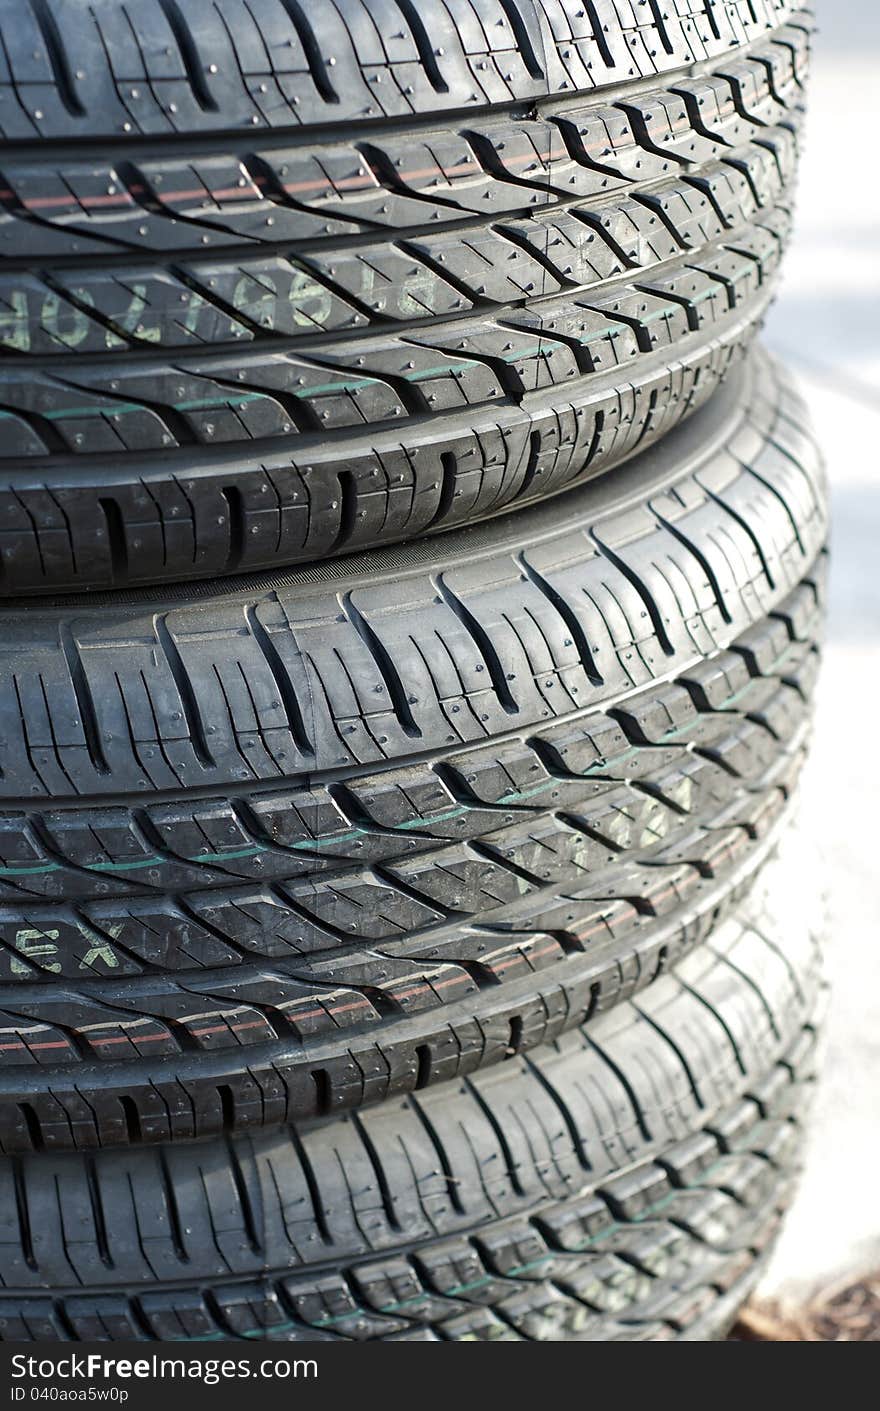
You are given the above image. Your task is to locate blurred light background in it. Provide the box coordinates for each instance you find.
[758,0,880,1296]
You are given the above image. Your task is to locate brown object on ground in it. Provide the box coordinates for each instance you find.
[733,1274,880,1340]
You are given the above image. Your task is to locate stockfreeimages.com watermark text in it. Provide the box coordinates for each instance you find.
[10,1353,317,1397]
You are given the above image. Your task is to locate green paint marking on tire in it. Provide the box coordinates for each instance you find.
[0,640,802,881]
[44,390,269,421]
[31,332,631,427]
[131,1141,777,1335]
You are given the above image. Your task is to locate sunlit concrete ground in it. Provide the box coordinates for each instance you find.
[756,0,880,1296]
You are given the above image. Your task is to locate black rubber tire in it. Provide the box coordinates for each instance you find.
[0,838,825,1342]
[0,1,811,594]
[0,347,827,1152]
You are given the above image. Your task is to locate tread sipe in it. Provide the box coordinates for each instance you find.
[0,1,812,592]
[0,348,827,1151]
[0,838,826,1341]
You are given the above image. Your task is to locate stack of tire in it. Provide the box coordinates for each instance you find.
[0,0,826,1342]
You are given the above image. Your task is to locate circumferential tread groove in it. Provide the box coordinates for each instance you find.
[431,451,460,528]
[517,553,604,687]
[678,971,749,1077]
[652,511,734,626]
[11,1159,37,1271]
[157,1146,189,1264]
[219,485,246,574]
[118,1096,142,1146]
[50,1303,80,1343]
[647,0,675,56]
[517,428,544,501]
[583,1032,653,1143]
[82,1155,113,1268]
[632,1000,707,1112]
[242,602,315,756]
[709,941,783,1042]
[155,0,219,113]
[496,0,545,79]
[409,1094,467,1215]
[588,532,677,656]
[286,1126,333,1246]
[743,457,808,558]
[276,0,339,104]
[311,1068,330,1117]
[584,0,615,67]
[699,479,776,591]
[152,614,216,768]
[331,472,359,556]
[342,594,421,738]
[702,0,723,41]
[391,0,450,92]
[97,498,129,584]
[223,1134,262,1253]
[58,623,110,775]
[15,1105,43,1152]
[414,1042,432,1089]
[351,1112,403,1231]
[26,0,85,117]
[521,1051,591,1169]
[433,574,519,713]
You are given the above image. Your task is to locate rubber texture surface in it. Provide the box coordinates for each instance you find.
[0,838,825,1341]
[0,348,827,1151]
[0,1,812,593]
